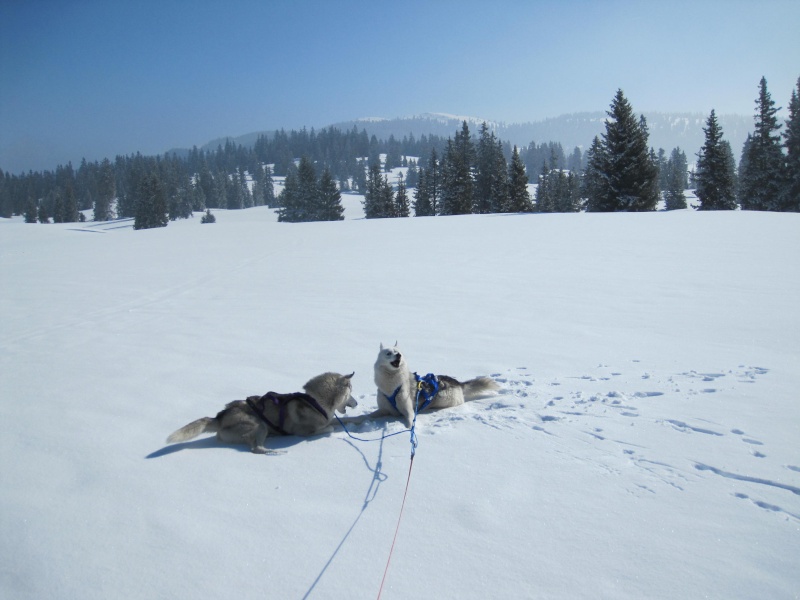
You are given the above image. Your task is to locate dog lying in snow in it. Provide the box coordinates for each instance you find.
[348,344,500,428]
[166,372,357,454]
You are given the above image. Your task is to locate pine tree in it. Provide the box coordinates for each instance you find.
[506,146,532,212]
[405,162,419,189]
[695,110,737,210]
[263,165,276,207]
[784,77,800,211]
[585,90,659,211]
[739,77,785,210]
[94,158,115,221]
[37,202,50,223]
[278,166,300,221]
[363,163,382,218]
[395,172,410,217]
[425,148,441,215]
[24,196,37,223]
[582,136,607,212]
[52,190,65,223]
[440,123,475,215]
[413,168,434,216]
[318,167,344,221]
[134,172,168,230]
[475,123,499,213]
[534,162,552,212]
[380,173,396,218]
[663,148,688,210]
[295,156,319,220]
[63,184,79,222]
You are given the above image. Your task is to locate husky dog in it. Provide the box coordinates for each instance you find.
[360,344,500,428]
[166,372,357,454]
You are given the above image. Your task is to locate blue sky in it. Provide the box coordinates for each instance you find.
[1,0,798,173]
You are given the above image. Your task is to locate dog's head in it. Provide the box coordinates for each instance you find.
[376,342,404,371]
[304,371,357,415]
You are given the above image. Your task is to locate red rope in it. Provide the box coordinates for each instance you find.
[376,455,415,600]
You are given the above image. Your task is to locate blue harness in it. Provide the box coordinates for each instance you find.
[383,372,440,415]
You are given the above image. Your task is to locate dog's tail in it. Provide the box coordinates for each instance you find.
[462,376,501,400]
[167,417,218,444]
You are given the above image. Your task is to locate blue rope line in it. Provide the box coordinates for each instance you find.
[334,413,410,442]
[337,373,440,457]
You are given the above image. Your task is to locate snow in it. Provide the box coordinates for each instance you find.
[1,206,799,599]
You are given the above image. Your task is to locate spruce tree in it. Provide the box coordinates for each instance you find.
[784,77,800,211]
[506,146,532,212]
[426,148,441,215]
[534,162,552,212]
[586,90,659,211]
[413,168,434,216]
[277,166,300,221]
[440,122,475,215]
[739,77,785,210]
[582,136,607,212]
[475,123,500,213]
[52,191,65,223]
[94,158,115,221]
[24,196,37,223]
[37,202,50,223]
[363,163,383,218]
[296,156,319,220]
[318,167,344,221]
[63,184,79,222]
[134,173,168,230]
[263,165,276,207]
[663,148,688,210]
[395,172,410,217]
[696,110,737,210]
[363,163,395,218]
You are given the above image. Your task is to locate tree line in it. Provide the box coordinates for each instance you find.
[2,76,798,227]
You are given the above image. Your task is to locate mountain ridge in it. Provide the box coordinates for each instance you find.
[168,111,755,163]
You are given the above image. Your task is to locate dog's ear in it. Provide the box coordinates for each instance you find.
[394,340,398,347]
[345,371,354,379]
[380,342,384,351]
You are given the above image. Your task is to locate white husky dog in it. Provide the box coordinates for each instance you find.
[359,344,500,428]
[166,372,357,454]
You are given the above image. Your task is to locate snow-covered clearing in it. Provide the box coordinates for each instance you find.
[1,204,798,599]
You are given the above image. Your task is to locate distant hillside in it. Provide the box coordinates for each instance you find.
[169,111,755,164]
[331,112,754,161]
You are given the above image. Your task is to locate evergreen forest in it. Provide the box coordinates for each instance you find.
[2,76,798,228]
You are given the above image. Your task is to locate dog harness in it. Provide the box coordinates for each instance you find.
[246,392,329,435]
[383,373,440,415]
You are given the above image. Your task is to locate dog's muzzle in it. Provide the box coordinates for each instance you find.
[390,353,402,368]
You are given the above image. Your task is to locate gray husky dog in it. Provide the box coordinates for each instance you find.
[166,372,357,454]
[356,344,500,428]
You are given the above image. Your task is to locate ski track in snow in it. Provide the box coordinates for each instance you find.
[351,362,800,524]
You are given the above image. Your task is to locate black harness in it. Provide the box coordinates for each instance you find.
[246,392,329,435]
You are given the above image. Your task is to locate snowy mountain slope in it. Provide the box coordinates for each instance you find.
[1,208,798,599]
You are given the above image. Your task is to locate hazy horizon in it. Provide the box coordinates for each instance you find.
[2,0,799,174]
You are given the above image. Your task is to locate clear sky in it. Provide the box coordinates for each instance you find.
[1,0,798,173]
